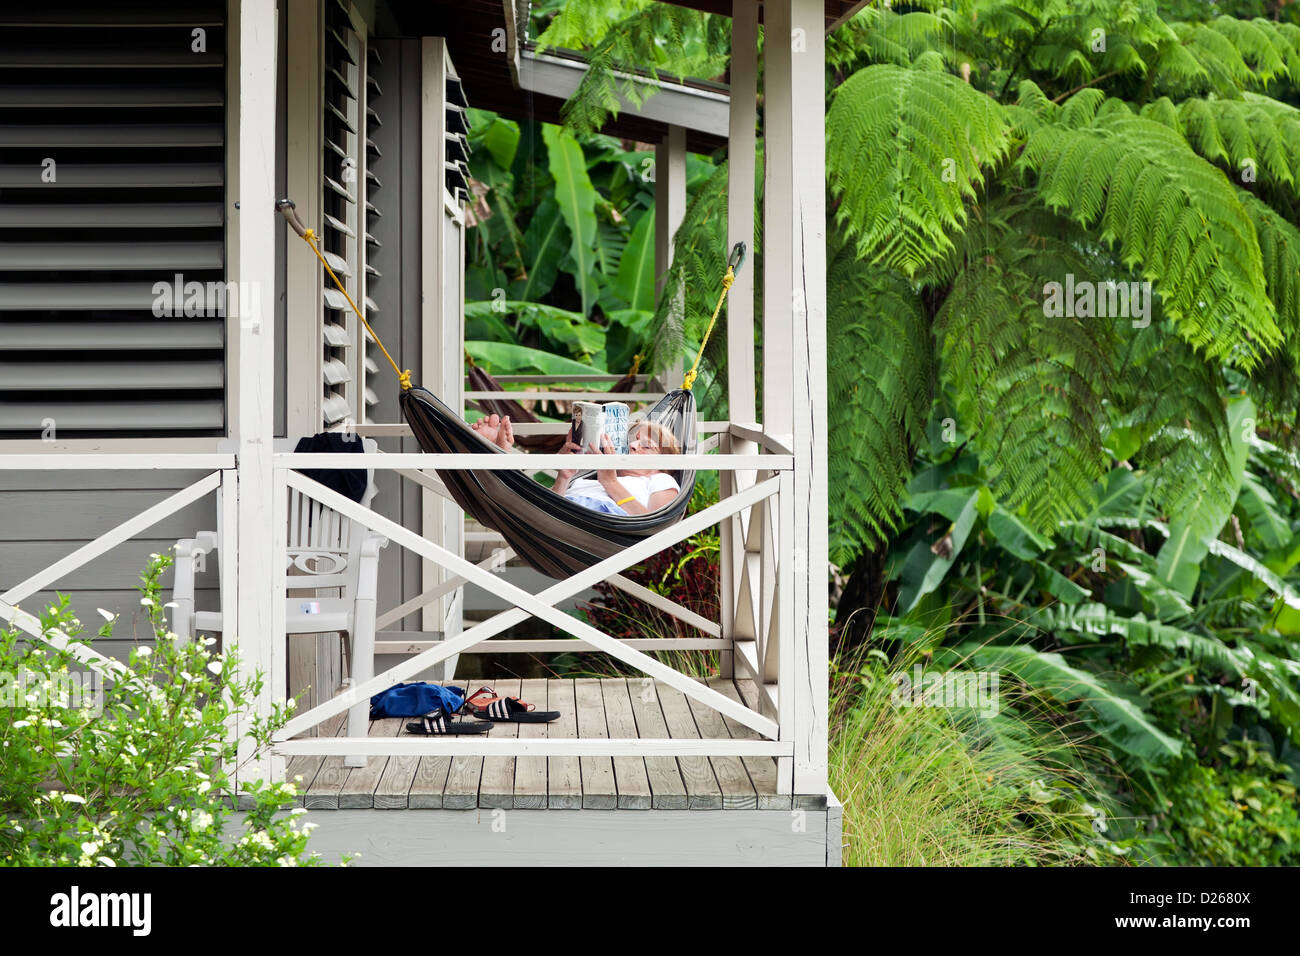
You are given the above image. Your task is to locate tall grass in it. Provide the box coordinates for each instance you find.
[833,643,1117,866]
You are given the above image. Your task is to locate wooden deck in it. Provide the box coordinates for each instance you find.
[287,677,798,811]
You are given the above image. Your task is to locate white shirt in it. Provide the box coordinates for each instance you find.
[566,472,679,509]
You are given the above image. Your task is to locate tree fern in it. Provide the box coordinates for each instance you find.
[826,241,933,564]
[1143,93,1300,196]
[1018,104,1282,368]
[827,64,1012,278]
[935,214,1114,531]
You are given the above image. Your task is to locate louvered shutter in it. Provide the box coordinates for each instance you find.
[320,0,360,426]
[362,46,384,419]
[0,1,226,437]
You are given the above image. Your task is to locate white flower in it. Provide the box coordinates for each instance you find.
[206,661,222,675]
[163,601,178,609]
[80,841,100,855]
[140,597,154,607]
[97,856,116,867]
[11,720,30,730]
[61,794,86,805]
[135,646,152,658]
[201,637,217,647]
[96,608,115,622]
[193,810,214,831]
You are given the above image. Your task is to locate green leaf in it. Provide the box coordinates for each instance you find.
[955,643,1184,768]
[613,208,656,311]
[988,507,1053,560]
[542,124,599,316]
[1156,396,1253,596]
[898,489,980,614]
[477,114,521,169]
[510,198,569,304]
[464,341,601,376]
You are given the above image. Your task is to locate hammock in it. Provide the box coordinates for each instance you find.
[466,353,643,454]
[277,199,741,578]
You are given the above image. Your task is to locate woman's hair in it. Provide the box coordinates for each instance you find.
[634,420,681,455]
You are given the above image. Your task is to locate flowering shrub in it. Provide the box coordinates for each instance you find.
[0,553,335,866]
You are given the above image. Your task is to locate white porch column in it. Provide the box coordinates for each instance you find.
[727,1,757,424]
[234,0,282,785]
[420,38,465,667]
[718,0,760,680]
[655,124,687,387]
[763,0,828,796]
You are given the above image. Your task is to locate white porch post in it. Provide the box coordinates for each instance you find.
[234,0,282,785]
[719,0,760,680]
[655,124,687,388]
[420,38,464,670]
[763,0,828,796]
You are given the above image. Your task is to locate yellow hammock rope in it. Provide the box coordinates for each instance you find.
[682,264,735,392]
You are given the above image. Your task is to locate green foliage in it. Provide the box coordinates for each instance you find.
[832,644,1126,866]
[1155,741,1300,865]
[827,64,1012,277]
[1018,104,1282,368]
[826,242,932,562]
[535,0,730,138]
[1,556,335,866]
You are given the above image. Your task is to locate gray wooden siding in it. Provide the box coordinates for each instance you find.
[0,470,220,646]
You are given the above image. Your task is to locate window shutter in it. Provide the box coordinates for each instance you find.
[0,1,227,437]
[320,0,360,426]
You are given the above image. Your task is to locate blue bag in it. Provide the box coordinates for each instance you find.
[369,682,466,719]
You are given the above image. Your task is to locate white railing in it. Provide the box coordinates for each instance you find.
[0,423,804,794]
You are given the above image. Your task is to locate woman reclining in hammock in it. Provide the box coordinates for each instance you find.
[470,414,681,516]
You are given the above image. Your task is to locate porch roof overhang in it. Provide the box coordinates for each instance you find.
[383,0,867,151]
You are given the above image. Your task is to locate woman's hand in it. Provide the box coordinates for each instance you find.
[592,433,619,485]
[556,439,582,483]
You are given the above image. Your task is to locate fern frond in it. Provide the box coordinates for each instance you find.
[549,2,730,138]
[1018,104,1282,368]
[826,243,933,563]
[827,64,1012,278]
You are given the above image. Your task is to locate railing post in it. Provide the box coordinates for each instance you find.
[776,468,795,796]
[717,430,735,677]
[765,0,828,798]
[232,0,280,789]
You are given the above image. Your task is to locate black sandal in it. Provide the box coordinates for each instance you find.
[462,686,561,723]
[405,707,492,735]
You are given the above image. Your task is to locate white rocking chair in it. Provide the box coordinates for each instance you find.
[171,438,389,766]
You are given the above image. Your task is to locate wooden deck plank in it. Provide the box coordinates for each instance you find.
[442,677,487,810]
[625,677,688,810]
[305,723,359,811]
[732,678,793,810]
[687,685,758,809]
[655,681,722,810]
[478,679,520,809]
[546,680,582,810]
[601,679,652,810]
[339,717,401,809]
[285,713,347,808]
[406,680,461,809]
[711,678,787,809]
[575,678,617,809]
[513,678,549,809]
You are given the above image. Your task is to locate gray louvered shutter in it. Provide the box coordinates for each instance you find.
[362,46,384,418]
[320,1,360,426]
[0,2,227,437]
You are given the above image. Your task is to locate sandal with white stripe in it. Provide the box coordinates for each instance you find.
[405,707,492,735]
[462,686,560,723]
